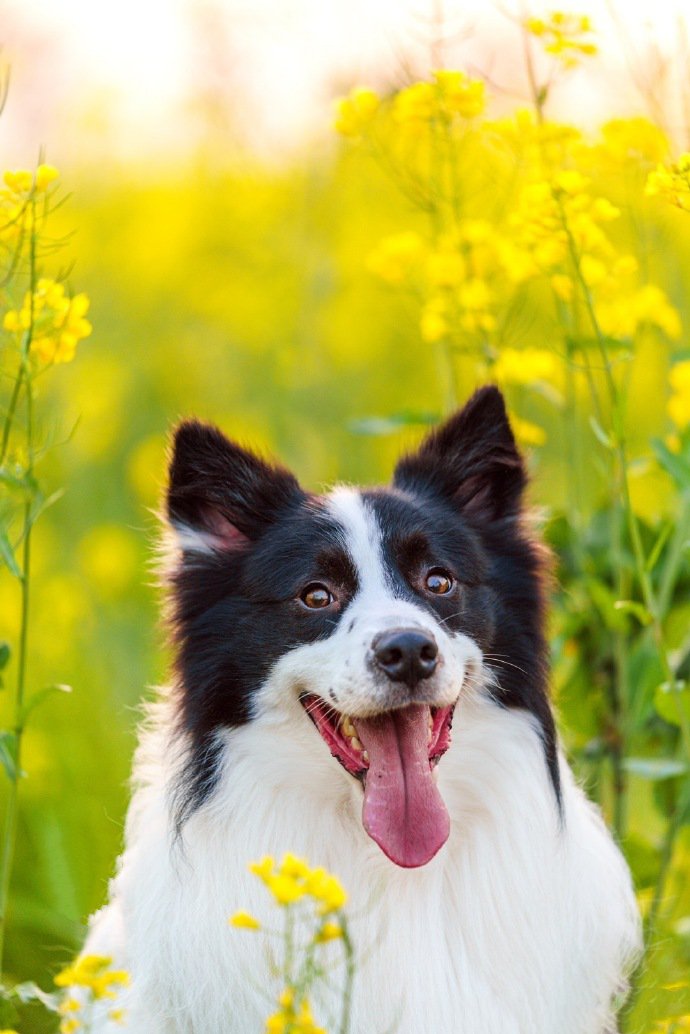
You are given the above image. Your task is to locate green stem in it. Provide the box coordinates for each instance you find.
[338,916,355,1034]
[621,781,690,1028]
[0,196,36,977]
[0,365,23,466]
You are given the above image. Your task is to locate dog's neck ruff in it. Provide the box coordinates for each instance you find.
[88,692,640,1034]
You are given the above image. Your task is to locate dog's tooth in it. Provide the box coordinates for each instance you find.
[362,749,369,762]
[350,736,363,752]
[342,716,355,737]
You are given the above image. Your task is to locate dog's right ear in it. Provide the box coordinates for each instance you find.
[166,420,305,555]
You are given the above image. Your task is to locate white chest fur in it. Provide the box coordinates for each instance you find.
[86,695,640,1034]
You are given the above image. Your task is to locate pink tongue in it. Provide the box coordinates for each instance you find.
[354,705,450,868]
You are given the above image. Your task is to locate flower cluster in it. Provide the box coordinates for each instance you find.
[0,164,59,243]
[333,87,379,138]
[265,988,327,1034]
[4,278,92,364]
[230,855,350,1034]
[646,153,690,212]
[394,69,485,127]
[243,853,347,913]
[53,955,129,1032]
[525,11,597,68]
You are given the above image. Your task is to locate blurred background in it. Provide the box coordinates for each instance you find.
[2,0,690,1029]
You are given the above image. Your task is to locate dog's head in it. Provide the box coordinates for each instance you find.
[164,386,558,867]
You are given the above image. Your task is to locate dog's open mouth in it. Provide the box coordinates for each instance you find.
[300,694,454,869]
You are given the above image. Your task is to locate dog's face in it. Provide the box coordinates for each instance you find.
[165,386,558,868]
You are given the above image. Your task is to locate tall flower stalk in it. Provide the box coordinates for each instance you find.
[0,162,91,992]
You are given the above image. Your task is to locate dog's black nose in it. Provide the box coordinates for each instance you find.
[373,628,438,686]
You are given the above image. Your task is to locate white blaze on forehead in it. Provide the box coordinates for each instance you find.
[326,486,391,598]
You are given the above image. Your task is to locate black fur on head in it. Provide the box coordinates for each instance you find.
[393,386,559,803]
[166,420,309,827]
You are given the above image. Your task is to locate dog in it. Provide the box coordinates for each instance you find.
[84,386,641,1033]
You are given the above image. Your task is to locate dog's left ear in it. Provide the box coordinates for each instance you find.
[393,386,526,523]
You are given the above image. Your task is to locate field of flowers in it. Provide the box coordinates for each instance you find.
[2,9,690,1032]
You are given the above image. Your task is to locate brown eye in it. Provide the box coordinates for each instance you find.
[425,569,454,595]
[300,584,335,609]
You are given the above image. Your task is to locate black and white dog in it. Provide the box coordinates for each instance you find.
[85,386,640,1033]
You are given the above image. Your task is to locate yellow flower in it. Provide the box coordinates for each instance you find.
[426,248,466,287]
[279,852,311,879]
[315,920,343,942]
[3,169,33,194]
[59,1021,82,1034]
[646,153,690,211]
[304,867,348,913]
[58,998,83,1014]
[108,1009,127,1024]
[494,347,556,386]
[525,11,598,68]
[511,417,547,447]
[420,297,449,343]
[433,69,486,119]
[394,81,435,124]
[35,163,60,191]
[268,873,308,905]
[367,231,426,284]
[4,279,92,365]
[249,855,276,883]
[601,117,668,164]
[458,277,491,311]
[229,910,261,930]
[54,954,130,1000]
[333,87,379,137]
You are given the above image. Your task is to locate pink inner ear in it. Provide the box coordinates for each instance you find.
[201,505,249,550]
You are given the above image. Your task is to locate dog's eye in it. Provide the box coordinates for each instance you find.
[300,584,335,609]
[425,569,454,595]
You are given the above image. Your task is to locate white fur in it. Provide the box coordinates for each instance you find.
[84,489,641,1033]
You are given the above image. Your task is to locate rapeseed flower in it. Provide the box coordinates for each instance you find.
[247,853,348,913]
[432,70,485,119]
[3,278,92,364]
[54,954,130,999]
[525,11,597,68]
[600,118,668,164]
[367,231,426,284]
[494,347,556,386]
[265,988,327,1034]
[229,910,262,930]
[333,87,379,137]
[646,153,690,212]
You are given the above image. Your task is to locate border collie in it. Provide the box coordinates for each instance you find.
[84,386,640,1033]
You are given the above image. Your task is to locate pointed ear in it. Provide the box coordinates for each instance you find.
[166,420,304,554]
[393,386,526,522]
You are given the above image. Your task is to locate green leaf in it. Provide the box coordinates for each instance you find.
[0,991,19,1026]
[348,411,439,436]
[613,599,653,626]
[588,415,615,450]
[0,731,17,780]
[654,680,690,728]
[21,683,72,725]
[651,437,690,489]
[12,980,60,1012]
[623,756,689,780]
[646,520,673,571]
[0,529,21,578]
[0,641,10,671]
